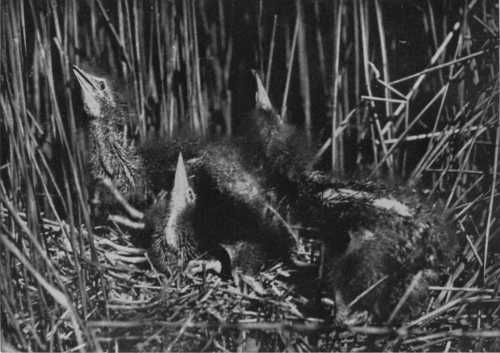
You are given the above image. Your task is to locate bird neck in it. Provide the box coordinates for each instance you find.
[87,117,144,195]
[163,205,198,262]
[164,196,185,251]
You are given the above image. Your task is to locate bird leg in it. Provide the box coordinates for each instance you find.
[108,214,145,230]
[264,203,314,269]
[94,177,146,230]
[264,202,300,245]
[97,177,145,220]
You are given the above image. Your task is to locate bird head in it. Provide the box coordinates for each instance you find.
[248,71,311,181]
[250,70,283,138]
[252,69,277,115]
[72,65,119,121]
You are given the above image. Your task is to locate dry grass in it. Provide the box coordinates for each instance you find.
[1,0,499,351]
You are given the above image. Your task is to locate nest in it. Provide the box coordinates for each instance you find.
[2,205,499,352]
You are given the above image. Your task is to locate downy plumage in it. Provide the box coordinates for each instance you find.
[147,153,293,276]
[73,65,153,220]
[73,64,294,275]
[239,72,457,321]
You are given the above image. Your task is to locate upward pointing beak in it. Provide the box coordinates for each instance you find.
[164,153,192,250]
[72,65,96,91]
[251,69,275,113]
[251,69,282,124]
[172,153,190,198]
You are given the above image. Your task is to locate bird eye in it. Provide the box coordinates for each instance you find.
[98,81,106,90]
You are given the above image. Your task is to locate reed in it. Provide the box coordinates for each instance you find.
[0,0,498,351]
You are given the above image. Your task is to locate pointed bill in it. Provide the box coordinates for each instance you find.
[72,65,97,91]
[165,153,191,250]
[72,64,107,118]
[172,153,190,199]
[251,69,275,113]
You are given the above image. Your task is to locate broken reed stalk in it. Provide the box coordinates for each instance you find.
[370,84,449,178]
[392,21,463,120]
[390,49,495,85]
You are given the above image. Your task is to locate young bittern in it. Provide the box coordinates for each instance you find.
[147,153,293,276]
[237,71,458,322]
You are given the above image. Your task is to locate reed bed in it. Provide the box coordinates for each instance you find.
[0,0,499,351]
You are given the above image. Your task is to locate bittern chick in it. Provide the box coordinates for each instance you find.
[240,72,458,322]
[147,153,293,277]
[73,64,202,219]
